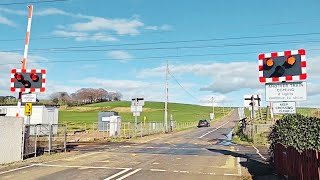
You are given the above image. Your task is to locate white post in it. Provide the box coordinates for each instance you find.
[164,60,169,133]
[212,97,215,119]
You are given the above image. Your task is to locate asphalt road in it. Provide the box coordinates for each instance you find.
[0,110,277,180]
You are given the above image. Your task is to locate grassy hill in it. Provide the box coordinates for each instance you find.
[59,101,233,124]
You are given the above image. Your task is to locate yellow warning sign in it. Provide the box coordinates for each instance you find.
[25,102,32,116]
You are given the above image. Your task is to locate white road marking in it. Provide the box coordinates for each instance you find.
[179,171,189,173]
[150,169,166,172]
[237,157,242,176]
[134,146,208,151]
[224,173,242,176]
[64,152,100,161]
[252,145,267,161]
[116,168,141,180]
[141,137,159,143]
[0,164,36,175]
[236,148,243,176]
[198,121,230,138]
[35,163,128,170]
[104,168,132,180]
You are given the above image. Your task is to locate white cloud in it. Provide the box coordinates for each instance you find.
[307,83,320,96]
[200,78,262,93]
[138,61,261,93]
[307,56,320,79]
[69,77,195,103]
[35,8,69,16]
[70,17,144,35]
[145,24,172,31]
[145,26,158,30]
[53,30,87,38]
[0,16,16,26]
[0,7,26,15]
[107,51,134,61]
[254,88,265,96]
[159,24,172,31]
[76,32,118,42]
[198,94,228,106]
[37,82,83,99]
[53,30,118,42]
[73,78,155,91]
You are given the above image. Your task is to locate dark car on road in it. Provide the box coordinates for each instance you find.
[197,119,210,128]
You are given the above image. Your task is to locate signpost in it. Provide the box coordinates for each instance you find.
[209,113,215,120]
[273,102,296,114]
[131,98,144,137]
[258,49,307,117]
[24,102,32,124]
[265,82,307,102]
[22,93,37,103]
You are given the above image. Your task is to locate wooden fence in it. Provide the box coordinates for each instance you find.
[274,143,320,180]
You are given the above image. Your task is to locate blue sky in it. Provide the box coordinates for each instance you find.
[0,0,320,107]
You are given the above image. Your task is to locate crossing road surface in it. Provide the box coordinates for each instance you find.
[0,110,277,180]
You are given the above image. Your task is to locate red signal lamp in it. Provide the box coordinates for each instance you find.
[15,73,24,81]
[30,73,39,82]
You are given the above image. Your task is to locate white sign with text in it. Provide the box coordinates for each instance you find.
[273,102,296,114]
[265,82,307,102]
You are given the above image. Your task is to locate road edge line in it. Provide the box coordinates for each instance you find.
[0,164,35,175]
[252,145,267,161]
[198,121,230,139]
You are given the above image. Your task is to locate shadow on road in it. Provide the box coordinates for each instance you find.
[207,148,282,180]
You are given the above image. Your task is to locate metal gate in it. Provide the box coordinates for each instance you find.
[23,124,66,158]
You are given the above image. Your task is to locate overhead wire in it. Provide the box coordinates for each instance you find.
[2,38,320,53]
[1,48,320,66]
[168,71,198,101]
[1,31,320,43]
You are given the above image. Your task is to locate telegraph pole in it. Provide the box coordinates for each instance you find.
[164,60,169,133]
[212,97,215,118]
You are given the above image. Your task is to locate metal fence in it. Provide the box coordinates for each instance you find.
[66,121,198,142]
[23,124,67,158]
[242,123,273,145]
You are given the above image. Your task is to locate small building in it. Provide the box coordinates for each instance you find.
[98,111,121,137]
[0,105,59,125]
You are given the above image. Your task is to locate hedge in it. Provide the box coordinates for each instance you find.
[268,114,320,152]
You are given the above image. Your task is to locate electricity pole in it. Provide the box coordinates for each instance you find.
[212,97,215,119]
[164,60,169,133]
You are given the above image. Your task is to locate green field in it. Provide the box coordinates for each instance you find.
[59,101,233,124]
[243,106,317,121]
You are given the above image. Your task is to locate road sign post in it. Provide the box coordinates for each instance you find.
[22,93,37,103]
[273,102,296,114]
[258,49,307,117]
[265,82,307,102]
[24,102,32,124]
[131,98,144,137]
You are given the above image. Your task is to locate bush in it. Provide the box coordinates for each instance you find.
[268,114,320,152]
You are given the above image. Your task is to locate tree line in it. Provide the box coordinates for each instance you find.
[50,88,122,106]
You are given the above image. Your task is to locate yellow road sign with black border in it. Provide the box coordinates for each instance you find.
[25,102,32,116]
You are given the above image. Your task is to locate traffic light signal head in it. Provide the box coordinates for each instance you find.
[11,69,46,92]
[258,49,307,83]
